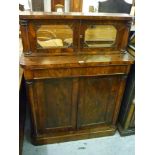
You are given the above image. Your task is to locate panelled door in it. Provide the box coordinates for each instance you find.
[77,75,124,129]
[29,74,126,134]
[32,78,77,134]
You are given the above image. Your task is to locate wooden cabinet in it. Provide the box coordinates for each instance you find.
[20,12,134,145]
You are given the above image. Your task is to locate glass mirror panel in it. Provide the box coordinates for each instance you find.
[37,25,73,48]
[84,25,117,48]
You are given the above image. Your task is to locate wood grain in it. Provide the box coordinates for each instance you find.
[77,75,123,129]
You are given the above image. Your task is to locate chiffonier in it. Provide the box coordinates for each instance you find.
[19,11,134,145]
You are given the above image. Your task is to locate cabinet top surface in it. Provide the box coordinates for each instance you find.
[19,11,133,21]
[20,53,134,69]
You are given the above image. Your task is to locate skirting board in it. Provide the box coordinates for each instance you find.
[31,126,116,145]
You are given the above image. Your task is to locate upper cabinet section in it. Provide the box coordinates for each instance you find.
[19,11,133,56]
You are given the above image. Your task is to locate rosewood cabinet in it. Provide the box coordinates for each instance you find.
[19,12,134,145]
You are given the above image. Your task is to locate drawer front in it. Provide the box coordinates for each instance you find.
[27,65,131,80]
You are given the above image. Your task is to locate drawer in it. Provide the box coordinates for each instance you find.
[30,65,130,80]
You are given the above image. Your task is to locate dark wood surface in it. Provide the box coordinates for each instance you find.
[20,12,134,145]
[78,75,125,128]
[34,78,75,133]
[32,125,116,145]
[20,53,134,69]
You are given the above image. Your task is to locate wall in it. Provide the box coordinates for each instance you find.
[44,0,51,12]
[64,0,70,12]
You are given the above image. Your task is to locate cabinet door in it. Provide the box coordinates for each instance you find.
[32,78,77,134]
[79,21,130,52]
[77,75,125,129]
[26,20,80,54]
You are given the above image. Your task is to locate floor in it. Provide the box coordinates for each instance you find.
[22,111,135,155]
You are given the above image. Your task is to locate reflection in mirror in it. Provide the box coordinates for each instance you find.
[37,25,73,48]
[84,25,117,48]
